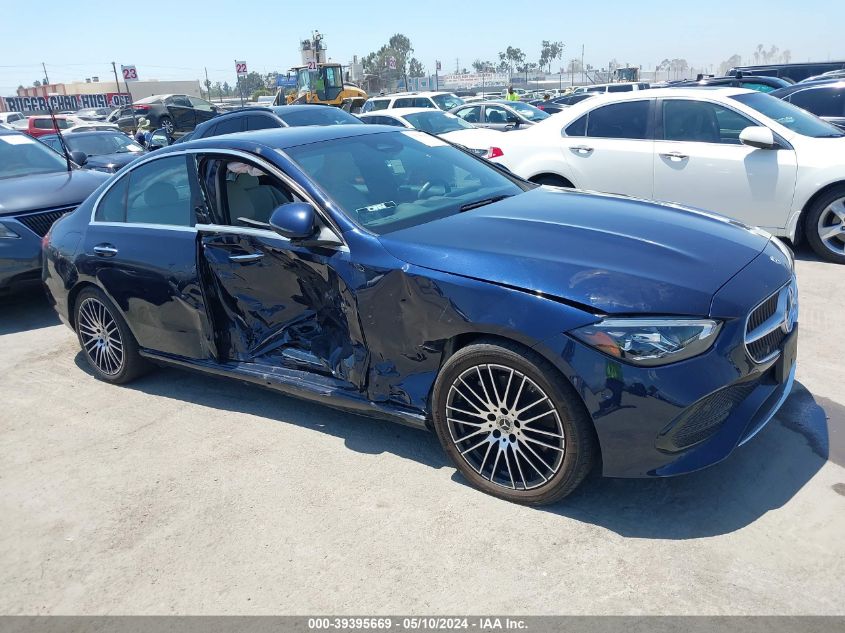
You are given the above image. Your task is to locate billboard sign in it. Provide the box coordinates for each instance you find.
[2,93,133,113]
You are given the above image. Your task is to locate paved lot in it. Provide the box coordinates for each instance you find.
[1,248,843,615]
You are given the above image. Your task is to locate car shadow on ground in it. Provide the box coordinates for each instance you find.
[74,352,834,540]
[0,288,59,335]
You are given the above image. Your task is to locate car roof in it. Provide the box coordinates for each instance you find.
[361,107,443,117]
[172,123,398,152]
[772,79,845,96]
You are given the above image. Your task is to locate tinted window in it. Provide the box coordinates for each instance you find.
[393,98,415,108]
[731,92,844,137]
[565,115,587,136]
[213,116,244,136]
[246,115,280,131]
[607,84,633,92]
[362,99,389,112]
[789,88,845,117]
[119,156,194,226]
[454,106,481,123]
[663,100,756,144]
[95,174,130,222]
[586,101,649,139]
[167,96,192,108]
[413,98,435,108]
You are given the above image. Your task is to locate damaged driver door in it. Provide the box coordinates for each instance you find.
[194,153,367,390]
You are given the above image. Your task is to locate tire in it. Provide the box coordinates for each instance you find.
[530,174,574,188]
[431,340,596,505]
[804,186,845,264]
[158,115,175,135]
[74,287,149,384]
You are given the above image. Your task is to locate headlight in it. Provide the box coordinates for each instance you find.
[570,318,721,366]
[771,237,794,270]
[0,223,20,239]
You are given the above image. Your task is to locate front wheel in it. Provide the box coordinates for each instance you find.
[74,288,149,384]
[804,187,845,264]
[158,116,175,135]
[431,341,596,505]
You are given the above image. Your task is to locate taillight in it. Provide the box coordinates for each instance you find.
[134,104,151,113]
[487,147,504,159]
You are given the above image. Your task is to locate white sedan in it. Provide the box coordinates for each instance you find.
[357,108,505,159]
[489,87,845,263]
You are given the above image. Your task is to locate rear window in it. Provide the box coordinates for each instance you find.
[34,118,70,129]
[586,101,650,139]
[363,99,389,112]
[565,115,587,136]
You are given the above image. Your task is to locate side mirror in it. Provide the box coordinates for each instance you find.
[146,129,171,150]
[739,126,776,149]
[70,150,88,166]
[269,202,317,240]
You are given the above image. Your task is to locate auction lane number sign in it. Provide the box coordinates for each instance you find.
[121,65,138,81]
[236,61,248,78]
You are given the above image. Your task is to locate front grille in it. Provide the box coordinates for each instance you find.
[744,277,798,363]
[657,381,758,452]
[15,207,74,237]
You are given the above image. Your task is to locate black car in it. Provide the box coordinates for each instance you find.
[551,93,597,107]
[527,100,566,115]
[183,105,360,142]
[771,80,845,130]
[114,94,220,136]
[0,129,109,293]
[669,75,791,92]
[728,61,845,83]
[39,131,147,173]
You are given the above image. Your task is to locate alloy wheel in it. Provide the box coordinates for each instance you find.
[78,297,124,376]
[160,118,175,134]
[445,363,565,491]
[817,196,845,257]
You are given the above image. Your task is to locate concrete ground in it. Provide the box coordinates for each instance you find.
[0,248,843,615]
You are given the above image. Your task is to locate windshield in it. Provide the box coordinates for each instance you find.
[66,133,144,156]
[432,94,464,110]
[731,92,844,137]
[0,133,68,179]
[402,111,473,135]
[274,107,358,127]
[506,101,550,121]
[286,130,525,235]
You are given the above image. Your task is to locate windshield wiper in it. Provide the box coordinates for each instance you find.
[459,194,514,212]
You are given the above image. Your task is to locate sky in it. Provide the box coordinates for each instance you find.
[1,0,843,94]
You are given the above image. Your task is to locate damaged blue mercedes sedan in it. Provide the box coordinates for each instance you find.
[43,125,798,504]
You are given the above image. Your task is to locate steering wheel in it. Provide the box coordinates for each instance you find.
[417,179,451,199]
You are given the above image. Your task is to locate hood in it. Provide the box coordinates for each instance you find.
[84,151,144,172]
[0,169,110,216]
[439,128,503,150]
[378,188,770,316]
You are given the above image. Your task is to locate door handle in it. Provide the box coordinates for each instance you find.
[93,244,118,257]
[660,151,688,161]
[228,252,264,263]
[570,145,594,154]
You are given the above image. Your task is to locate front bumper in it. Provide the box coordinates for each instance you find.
[535,242,797,478]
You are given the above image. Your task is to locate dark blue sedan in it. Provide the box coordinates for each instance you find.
[0,128,109,293]
[43,125,799,504]
[39,130,147,173]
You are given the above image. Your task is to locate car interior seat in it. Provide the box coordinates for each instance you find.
[226,173,289,224]
[666,104,721,143]
[130,181,190,225]
[487,110,506,124]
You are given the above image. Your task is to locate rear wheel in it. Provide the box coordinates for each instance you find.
[158,116,175,135]
[804,187,845,264]
[431,341,596,505]
[74,288,149,384]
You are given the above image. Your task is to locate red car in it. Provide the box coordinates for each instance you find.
[13,115,79,138]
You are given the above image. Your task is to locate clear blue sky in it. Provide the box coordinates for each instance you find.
[0,0,842,94]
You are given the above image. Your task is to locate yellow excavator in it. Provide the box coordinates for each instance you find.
[274,62,367,107]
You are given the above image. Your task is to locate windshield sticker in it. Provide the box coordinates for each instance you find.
[355,201,396,219]
[0,135,35,145]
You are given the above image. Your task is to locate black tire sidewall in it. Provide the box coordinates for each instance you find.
[74,288,144,384]
[431,342,595,505]
[805,186,845,264]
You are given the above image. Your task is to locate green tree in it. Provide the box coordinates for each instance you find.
[33,80,41,87]
[497,47,525,78]
[408,58,425,78]
[361,33,416,92]
[264,72,280,91]
[539,40,564,73]
[239,71,265,96]
[222,81,231,96]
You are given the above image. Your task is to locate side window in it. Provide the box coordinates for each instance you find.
[413,98,435,108]
[246,115,280,131]
[485,105,511,124]
[607,84,633,92]
[167,96,192,108]
[189,97,213,111]
[213,116,244,136]
[381,117,405,127]
[789,88,844,117]
[369,99,389,111]
[219,160,296,227]
[393,98,414,108]
[94,174,130,222]
[663,100,755,144]
[124,156,194,226]
[586,101,649,139]
[564,114,587,136]
[454,106,481,123]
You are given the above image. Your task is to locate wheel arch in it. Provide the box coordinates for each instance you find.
[66,281,100,329]
[794,180,845,245]
[528,173,576,188]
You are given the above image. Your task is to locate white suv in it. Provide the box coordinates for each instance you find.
[489,87,845,263]
[360,91,464,113]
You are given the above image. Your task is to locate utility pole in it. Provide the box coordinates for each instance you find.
[113,61,137,131]
[581,44,585,85]
[41,62,49,85]
[204,67,211,101]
